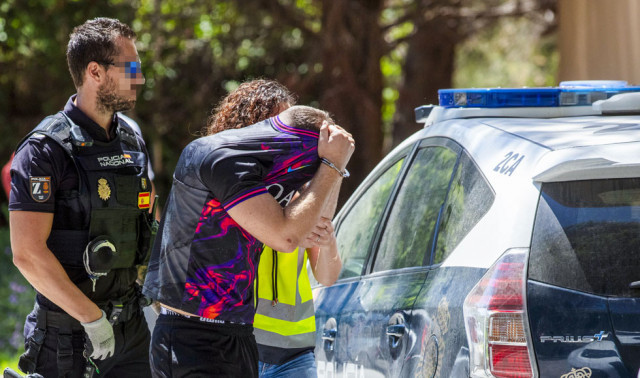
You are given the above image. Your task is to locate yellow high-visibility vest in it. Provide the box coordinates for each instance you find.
[254,246,316,349]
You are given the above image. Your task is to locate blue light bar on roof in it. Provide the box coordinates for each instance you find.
[438,81,640,108]
[559,80,628,88]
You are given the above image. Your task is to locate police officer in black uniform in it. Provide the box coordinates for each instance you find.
[9,17,154,378]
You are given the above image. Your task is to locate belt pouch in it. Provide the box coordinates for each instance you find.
[57,325,74,377]
[18,310,47,374]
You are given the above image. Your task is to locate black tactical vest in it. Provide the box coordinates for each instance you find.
[18,112,153,295]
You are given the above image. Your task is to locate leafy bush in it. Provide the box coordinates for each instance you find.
[0,224,34,358]
[0,353,20,374]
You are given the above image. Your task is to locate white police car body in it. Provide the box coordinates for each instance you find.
[313,82,640,377]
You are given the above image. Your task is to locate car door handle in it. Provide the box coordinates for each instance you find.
[322,318,338,357]
[386,324,406,338]
[322,328,337,353]
[322,328,337,342]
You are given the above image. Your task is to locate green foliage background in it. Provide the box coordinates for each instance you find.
[0,207,34,363]
[0,0,558,362]
[454,16,558,87]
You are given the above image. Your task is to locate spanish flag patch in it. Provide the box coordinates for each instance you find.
[138,192,151,209]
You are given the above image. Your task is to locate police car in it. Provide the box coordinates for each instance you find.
[312,81,640,377]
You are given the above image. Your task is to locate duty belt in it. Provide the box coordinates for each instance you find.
[39,307,84,331]
[36,293,141,329]
[19,296,140,377]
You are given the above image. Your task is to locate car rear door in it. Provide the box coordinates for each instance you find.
[405,148,496,377]
[361,138,463,377]
[528,178,640,378]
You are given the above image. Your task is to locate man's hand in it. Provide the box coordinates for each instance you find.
[81,310,115,360]
[318,122,355,171]
[305,216,341,286]
[303,217,335,248]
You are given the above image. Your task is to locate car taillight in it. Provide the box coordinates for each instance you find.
[463,248,538,378]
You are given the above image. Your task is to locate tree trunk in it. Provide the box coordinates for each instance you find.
[391,19,458,149]
[558,0,640,83]
[320,0,385,207]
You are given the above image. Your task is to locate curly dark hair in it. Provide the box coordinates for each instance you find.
[205,79,296,135]
[67,17,136,88]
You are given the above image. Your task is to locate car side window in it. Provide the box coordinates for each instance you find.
[335,158,404,279]
[432,151,494,264]
[373,145,458,273]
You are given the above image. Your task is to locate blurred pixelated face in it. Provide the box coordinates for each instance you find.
[97,37,145,113]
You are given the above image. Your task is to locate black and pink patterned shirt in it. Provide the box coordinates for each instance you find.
[143,116,319,324]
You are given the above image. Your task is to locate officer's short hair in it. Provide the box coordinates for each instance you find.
[67,17,136,88]
[279,105,334,132]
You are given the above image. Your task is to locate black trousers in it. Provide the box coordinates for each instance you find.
[22,308,151,378]
[150,313,258,378]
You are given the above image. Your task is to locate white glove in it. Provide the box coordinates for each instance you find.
[81,310,115,360]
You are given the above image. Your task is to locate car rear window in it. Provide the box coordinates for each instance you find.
[529,178,640,297]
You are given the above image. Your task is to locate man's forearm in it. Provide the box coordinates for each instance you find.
[11,211,103,323]
[283,164,343,238]
[321,177,341,219]
[13,245,102,322]
[312,237,341,286]
[18,258,102,322]
[227,165,344,253]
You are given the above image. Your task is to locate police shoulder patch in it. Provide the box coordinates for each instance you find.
[29,176,52,202]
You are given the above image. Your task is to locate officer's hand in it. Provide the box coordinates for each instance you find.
[318,122,355,172]
[81,310,115,360]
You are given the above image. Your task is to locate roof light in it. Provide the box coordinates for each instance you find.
[559,80,629,88]
[463,248,538,378]
[439,81,640,108]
